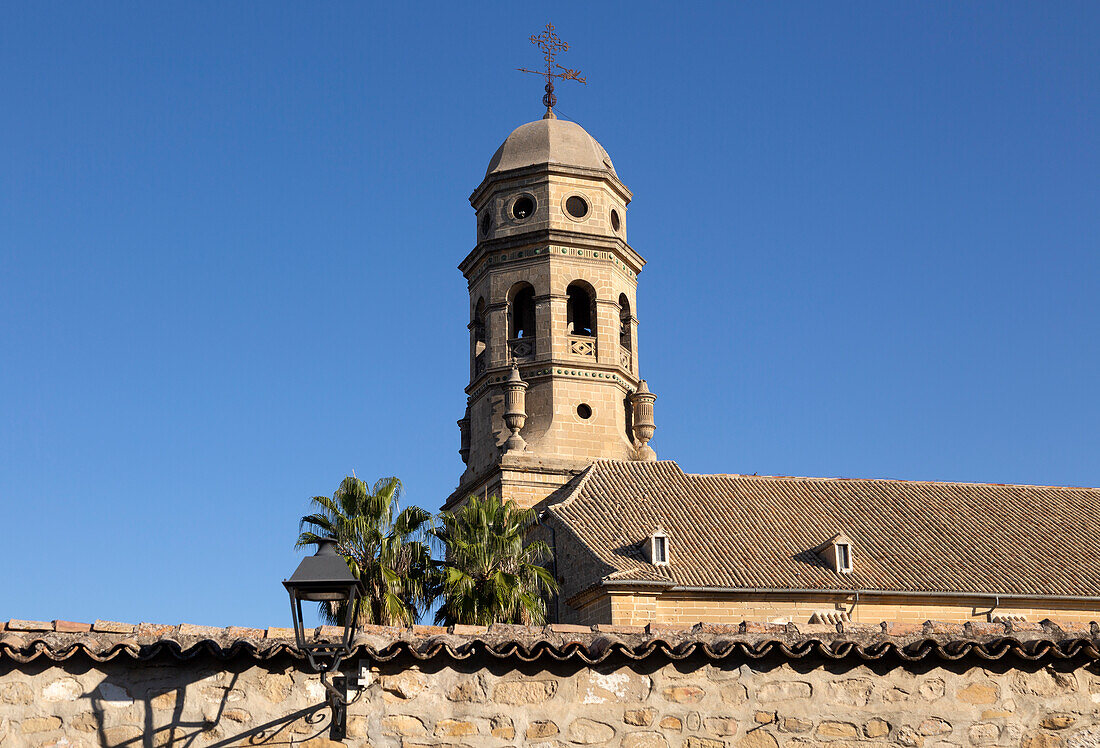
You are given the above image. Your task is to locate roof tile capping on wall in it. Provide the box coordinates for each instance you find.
[2,618,1098,665]
[2,618,1099,747]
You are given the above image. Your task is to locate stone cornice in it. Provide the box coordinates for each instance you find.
[469,162,632,207]
[459,232,646,285]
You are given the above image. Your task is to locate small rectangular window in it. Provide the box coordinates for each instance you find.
[837,543,851,572]
[654,536,667,564]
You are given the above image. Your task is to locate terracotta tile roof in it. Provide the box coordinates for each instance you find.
[1,619,1097,666]
[546,461,1100,600]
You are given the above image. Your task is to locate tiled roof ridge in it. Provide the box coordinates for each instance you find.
[584,459,1098,491]
[687,470,1099,492]
[549,461,596,511]
[3,618,1098,667]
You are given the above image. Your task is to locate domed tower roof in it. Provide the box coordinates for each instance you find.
[484,117,616,178]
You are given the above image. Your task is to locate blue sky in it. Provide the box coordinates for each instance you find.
[1,3,1097,628]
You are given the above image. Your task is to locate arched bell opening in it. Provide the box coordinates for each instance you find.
[566,282,596,337]
[565,281,597,360]
[471,297,487,377]
[618,294,632,350]
[508,283,537,362]
[618,293,633,373]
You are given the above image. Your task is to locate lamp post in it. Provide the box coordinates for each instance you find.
[283,537,366,739]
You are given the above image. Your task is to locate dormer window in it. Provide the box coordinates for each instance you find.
[648,528,670,566]
[815,532,854,575]
[836,542,852,573]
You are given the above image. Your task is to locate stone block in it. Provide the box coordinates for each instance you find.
[0,681,33,705]
[578,669,651,703]
[966,622,1007,636]
[526,720,560,739]
[1022,733,1064,748]
[411,624,448,636]
[436,718,478,737]
[101,726,142,744]
[781,718,813,733]
[1039,715,1076,731]
[661,685,705,703]
[41,677,82,702]
[924,621,966,635]
[383,671,429,700]
[918,718,952,736]
[957,682,999,704]
[884,623,923,636]
[658,716,682,731]
[447,676,488,702]
[452,624,489,636]
[918,678,946,700]
[757,680,812,701]
[737,732,780,748]
[828,677,873,706]
[135,622,175,637]
[257,672,292,703]
[594,624,646,634]
[224,626,265,639]
[356,623,403,636]
[568,718,615,744]
[6,620,52,632]
[178,623,221,638]
[382,715,427,736]
[969,724,1000,745]
[706,716,740,735]
[721,682,749,705]
[21,715,62,733]
[621,732,669,748]
[817,721,858,739]
[490,716,515,739]
[865,718,891,738]
[148,690,179,711]
[493,679,557,704]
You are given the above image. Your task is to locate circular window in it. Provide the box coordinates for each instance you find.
[576,403,593,420]
[479,212,491,236]
[565,195,589,219]
[610,209,621,232]
[512,196,535,220]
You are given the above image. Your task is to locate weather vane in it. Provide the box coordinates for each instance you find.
[517,23,586,118]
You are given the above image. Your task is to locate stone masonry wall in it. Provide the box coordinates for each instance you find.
[560,593,1100,629]
[2,624,1099,748]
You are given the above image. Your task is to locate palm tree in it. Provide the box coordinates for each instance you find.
[296,475,435,627]
[434,494,559,626]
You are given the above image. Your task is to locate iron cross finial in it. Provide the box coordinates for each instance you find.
[517,22,586,118]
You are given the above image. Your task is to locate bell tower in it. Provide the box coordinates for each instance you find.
[445,112,657,511]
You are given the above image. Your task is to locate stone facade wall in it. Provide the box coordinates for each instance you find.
[3,641,1099,748]
[561,592,1100,629]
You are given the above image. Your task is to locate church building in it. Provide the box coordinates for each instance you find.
[444,106,1100,629]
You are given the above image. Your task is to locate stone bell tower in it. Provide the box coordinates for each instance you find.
[444,112,657,511]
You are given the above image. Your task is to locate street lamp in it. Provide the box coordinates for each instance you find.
[283,537,366,739]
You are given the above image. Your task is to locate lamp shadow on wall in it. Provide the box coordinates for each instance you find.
[61,655,331,747]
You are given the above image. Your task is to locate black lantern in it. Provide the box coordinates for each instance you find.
[283,537,366,739]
